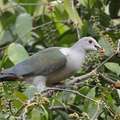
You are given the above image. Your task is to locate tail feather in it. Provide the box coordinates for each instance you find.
[0,73,17,81]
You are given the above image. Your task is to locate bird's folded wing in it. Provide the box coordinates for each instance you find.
[3,47,67,76]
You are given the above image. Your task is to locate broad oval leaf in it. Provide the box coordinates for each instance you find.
[24,85,37,99]
[8,43,29,64]
[74,86,90,102]
[98,36,114,56]
[16,13,32,44]
[105,62,120,76]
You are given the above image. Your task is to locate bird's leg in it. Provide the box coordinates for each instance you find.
[32,76,47,93]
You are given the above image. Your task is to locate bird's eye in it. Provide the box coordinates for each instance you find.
[88,40,93,44]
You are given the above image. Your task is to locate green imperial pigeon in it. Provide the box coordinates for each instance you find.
[0,37,100,92]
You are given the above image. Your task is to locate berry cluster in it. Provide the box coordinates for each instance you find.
[105,34,117,53]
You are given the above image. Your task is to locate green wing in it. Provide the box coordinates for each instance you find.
[10,47,67,76]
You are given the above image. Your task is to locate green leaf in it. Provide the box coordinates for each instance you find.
[43,105,53,120]
[59,32,77,45]
[52,95,66,109]
[24,85,37,99]
[12,91,28,108]
[8,43,29,64]
[81,20,88,37]
[41,105,48,120]
[84,87,96,113]
[64,0,83,29]
[88,105,102,119]
[31,108,41,120]
[0,113,6,120]
[74,86,90,102]
[62,79,71,104]
[116,89,120,99]
[78,0,97,8]
[106,93,114,109]
[54,3,68,21]
[0,24,17,46]
[105,62,120,76]
[98,36,114,56]
[56,110,70,120]
[89,0,97,8]
[9,116,15,120]
[16,13,32,44]
[116,106,120,114]
[77,0,88,7]
[109,0,120,17]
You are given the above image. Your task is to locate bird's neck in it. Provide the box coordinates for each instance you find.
[70,44,86,55]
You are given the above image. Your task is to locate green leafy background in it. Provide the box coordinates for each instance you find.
[0,0,120,119]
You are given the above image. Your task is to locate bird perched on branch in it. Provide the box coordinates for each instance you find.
[0,37,100,92]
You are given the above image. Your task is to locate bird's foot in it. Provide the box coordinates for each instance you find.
[43,87,55,97]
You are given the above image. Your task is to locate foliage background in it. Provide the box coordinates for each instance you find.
[0,0,120,119]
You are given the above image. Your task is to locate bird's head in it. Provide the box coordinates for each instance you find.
[77,37,100,51]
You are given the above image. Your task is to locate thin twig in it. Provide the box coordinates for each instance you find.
[99,73,116,84]
[2,3,47,12]
[0,20,71,50]
[44,87,114,117]
[96,52,118,70]
[67,69,97,85]
[91,103,100,120]
[71,0,80,39]
[8,98,24,104]
[44,87,99,104]
[14,104,24,115]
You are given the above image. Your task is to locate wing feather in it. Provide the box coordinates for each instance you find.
[5,47,67,76]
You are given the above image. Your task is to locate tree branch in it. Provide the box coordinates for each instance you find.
[99,73,116,84]
[0,20,72,50]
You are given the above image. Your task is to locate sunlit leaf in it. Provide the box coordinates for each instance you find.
[8,43,29,64]
[77,0,88,7]
[117,89,120,99]
[64,0,83,29]
[105,62,120,76]
[16,13,32,44]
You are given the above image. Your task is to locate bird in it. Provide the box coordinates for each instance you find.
[0,37,100,92]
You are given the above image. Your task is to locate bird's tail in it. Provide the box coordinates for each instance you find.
[0,73,17,81]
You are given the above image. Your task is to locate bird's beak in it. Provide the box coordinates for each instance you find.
[94,45,100,49]
[94,44,101,51]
